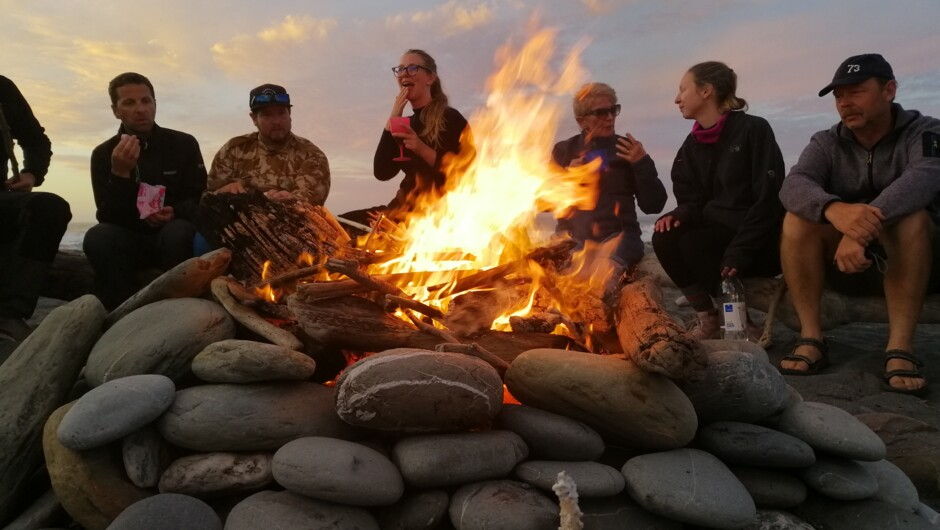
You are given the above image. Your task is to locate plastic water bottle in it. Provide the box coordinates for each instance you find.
[721,276,748,341]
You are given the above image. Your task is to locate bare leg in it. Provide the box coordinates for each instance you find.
[779,212,840,371]
[879,211,931,392]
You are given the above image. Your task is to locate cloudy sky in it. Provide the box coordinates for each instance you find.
[4,0,940,224]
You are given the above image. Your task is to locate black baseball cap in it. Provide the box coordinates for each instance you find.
[249,84,292,111]
[818,54,895,97]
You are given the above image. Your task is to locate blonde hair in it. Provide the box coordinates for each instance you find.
[573,82,617,118]
[688,61,748,113]
[406,49,449,148]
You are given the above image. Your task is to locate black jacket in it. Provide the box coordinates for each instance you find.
[373,106,470,213]
[668,111,785,272]
[0,76,52,185]
[90,124,206,232]
[552,132,666,243]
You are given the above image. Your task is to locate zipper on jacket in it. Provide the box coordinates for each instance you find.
[867,149,874,191]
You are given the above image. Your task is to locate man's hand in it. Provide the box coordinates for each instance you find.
[214,181,247,194]
[720,266,738,278]
[833,235,871,274]
[4,172,36,192]
[615,134,647,164]
[824,201,884,244]
[264,189,293,202]
[111,134,141,179]
[654,214,681,232]
[144,206,174,227]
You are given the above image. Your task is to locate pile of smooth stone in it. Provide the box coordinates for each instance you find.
[2,250,939,530]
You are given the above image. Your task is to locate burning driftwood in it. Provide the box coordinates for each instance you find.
[198,191,352,284]
[615,274,705,380]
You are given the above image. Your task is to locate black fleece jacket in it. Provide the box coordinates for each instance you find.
[0,75,52,185]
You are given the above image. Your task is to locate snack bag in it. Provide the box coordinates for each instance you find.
[136,182,166,219]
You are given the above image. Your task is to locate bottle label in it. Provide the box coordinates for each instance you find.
[722,302,745,331]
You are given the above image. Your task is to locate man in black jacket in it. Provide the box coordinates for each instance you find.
[0,76,72,342]
[83,72,207,309]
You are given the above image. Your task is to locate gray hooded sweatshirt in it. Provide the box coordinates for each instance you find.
[780,104,940,225]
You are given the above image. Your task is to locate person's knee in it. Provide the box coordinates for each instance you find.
[83,223,132,261]
[158,220,197,245]
[781,211,824,242]
[28,192,72,226]
[882,210,932,247]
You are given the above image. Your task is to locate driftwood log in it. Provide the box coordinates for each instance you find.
[287,293,575,361]
[615,274,704,380]
[198,191,352,284]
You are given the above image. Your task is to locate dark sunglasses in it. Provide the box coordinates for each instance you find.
[250,93,291,107]
[583,104,621,118]
[392,64,431,77]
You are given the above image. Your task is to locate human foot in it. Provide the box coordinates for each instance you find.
[779,337,829,375]
[883,350,928,396]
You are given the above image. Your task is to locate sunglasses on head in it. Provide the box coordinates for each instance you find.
[250,93,291,107]
[583,104,621,118]
[392,64,432,77]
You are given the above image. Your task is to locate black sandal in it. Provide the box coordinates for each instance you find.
[779,337,830,375]
[882,350,928,397]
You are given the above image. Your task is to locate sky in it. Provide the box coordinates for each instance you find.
[3,0,940,225]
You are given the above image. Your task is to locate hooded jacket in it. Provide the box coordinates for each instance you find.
[780,104,940,225]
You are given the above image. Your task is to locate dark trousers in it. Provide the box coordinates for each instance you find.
[0,191,72,318]
[83,220,196,310]
[652,221,780,296]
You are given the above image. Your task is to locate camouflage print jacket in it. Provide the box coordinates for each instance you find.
[207,132,330,205]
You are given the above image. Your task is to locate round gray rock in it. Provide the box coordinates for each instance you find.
[859,459,920,513]
[378,490,449,530]
[107,493,221,530]
[700,338,770,363]
[747,510,815,530]
[85,298,236,386]
[191,339,315,383]
[505,348,697,449]
[777,401,886,461]
[123,424,169,488]
[448,480,557,530]
[495,404,605,461]
[158,452,273,497]
[57,374,175,451]
[621,448,756,528]
[393,431,528,488]
[224,490,378,530]
[794,496,935,530]
[158,382,358,451]
[730,466,807,508]
[273,437,403,506]
[680,348,789,423]
[580,496,683,529]
[799,455,878,500]
[697,421,816,468]
[514,460,624,497]
[335,348,503,432]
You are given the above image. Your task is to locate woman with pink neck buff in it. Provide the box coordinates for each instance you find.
[652,61,786,340]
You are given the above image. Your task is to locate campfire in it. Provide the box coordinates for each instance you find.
[197,26,698,379]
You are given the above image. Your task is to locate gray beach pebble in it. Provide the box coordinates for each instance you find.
[579,496,683,529]
[858,459,919,512]
[393,431,528,488]
[57,374,175,451]
[273,437,403,506]
[158,452,273,497]
[378,490,449,530]
[122,424,169,488]
[158,382,358,451]
[621,448,756,528]
[495,404,605,461]
[799,455,878,500]
[191,339,315,383]
[730,466,807,508]
[514,460,624,497]
[680,349,789,423]
[697,421,816,468]
[777,401,886,461]
[107,493,221,530]
[85,298,235,385]
[448,480,557,530]
[224,490,379,530]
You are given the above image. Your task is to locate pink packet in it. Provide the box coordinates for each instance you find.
[137,182,166,219]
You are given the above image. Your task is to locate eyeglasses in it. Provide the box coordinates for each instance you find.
[392,64,431,77]
[583,104,621,118]
[250,93,291,107]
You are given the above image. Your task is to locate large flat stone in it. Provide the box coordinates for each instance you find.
[777,401,886,461]
[224,490,378,530]
[448,480,557,530]
[495,404,605,461]
[191,339,315,383]
[394,431,528,488]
